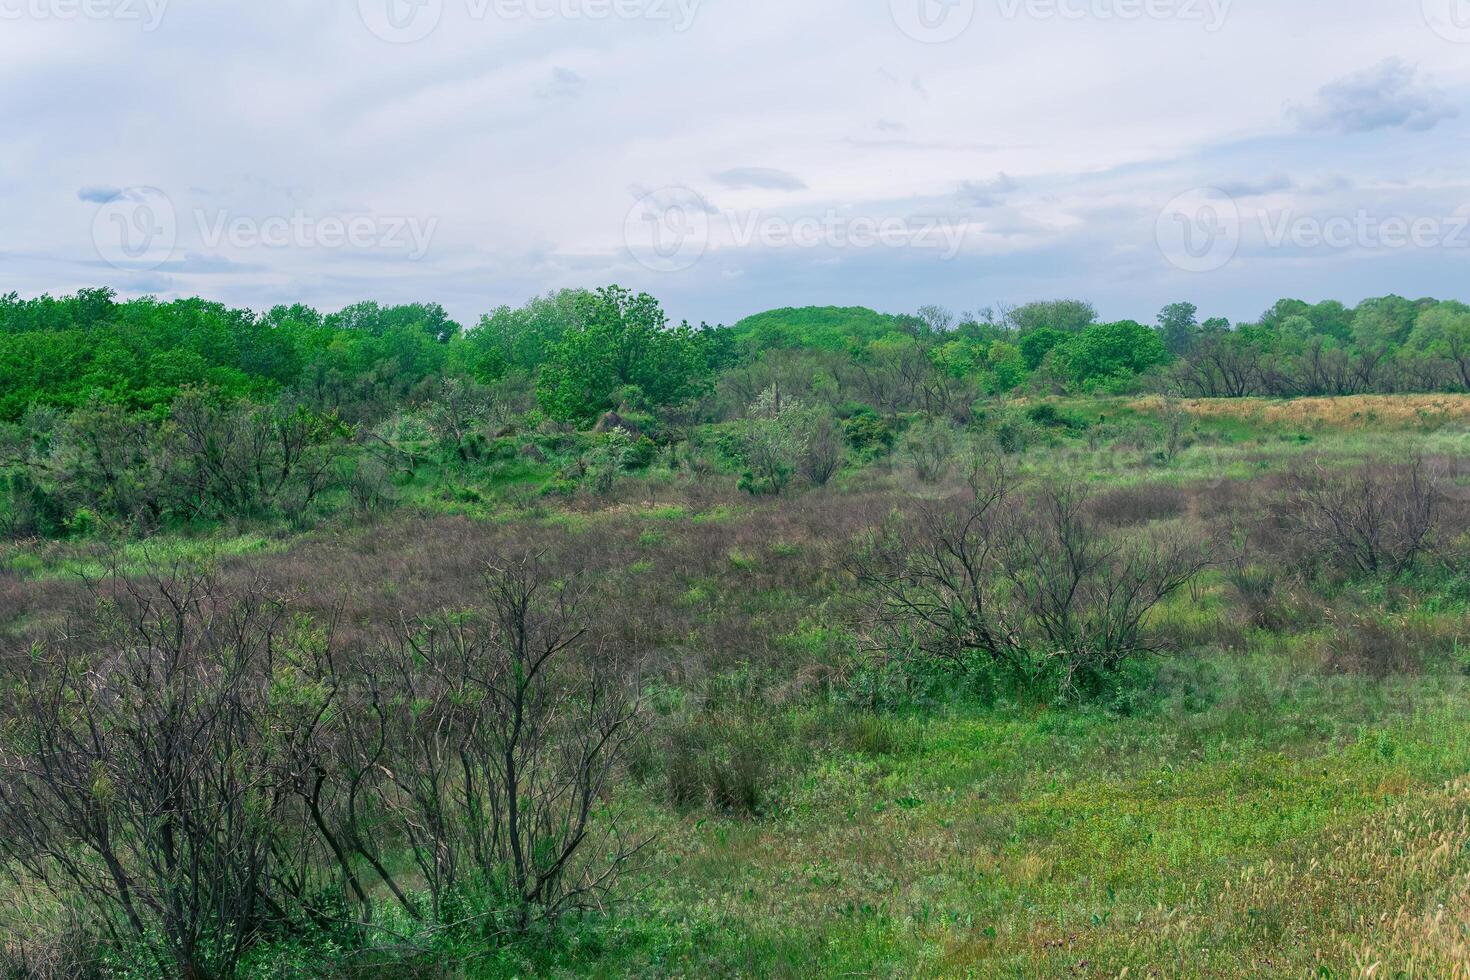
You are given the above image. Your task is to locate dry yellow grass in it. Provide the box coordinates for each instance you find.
[1131,394,1470,430]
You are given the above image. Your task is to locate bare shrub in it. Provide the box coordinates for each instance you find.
[799,412,845,488]
[343,454,393,512]
[1282,458,1440,578]
[846,453,1210,697]
[167,391,349,522]
[1318,611,1437,677]
[423,377,508,460]
[1158,394,1191,462]
[0,551,653,970]
[341,553,648,931]
[1088,483,1188,528]
[901,417,957,484]
[0,570,301,979]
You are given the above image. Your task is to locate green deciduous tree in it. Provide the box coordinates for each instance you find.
[1157,302,1199,356]
[1059,320,1168,389]
[537,286,714,426]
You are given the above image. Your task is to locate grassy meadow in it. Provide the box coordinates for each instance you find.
[5,393,1470,977]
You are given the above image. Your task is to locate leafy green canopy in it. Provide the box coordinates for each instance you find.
[10,288,1470,429]
[730,306,919,353]
[534,286,728,425]
[0,289,457,420]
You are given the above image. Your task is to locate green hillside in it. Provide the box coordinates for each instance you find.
[731,305,916,351]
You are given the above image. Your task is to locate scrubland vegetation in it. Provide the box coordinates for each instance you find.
[4,287,1470,976]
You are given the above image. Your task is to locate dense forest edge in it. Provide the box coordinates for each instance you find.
[2,287,1469,539]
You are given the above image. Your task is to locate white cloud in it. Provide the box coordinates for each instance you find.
[1290,59,1459,134]
[0,0,1468,325]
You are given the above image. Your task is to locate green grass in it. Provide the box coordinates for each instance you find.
[473,650,1470,978]
[3,531,286,581]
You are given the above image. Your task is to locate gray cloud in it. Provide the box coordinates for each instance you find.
[77,186,123,204]
[627,184,719,215]
[1291,59,1459,134]
[959,173,1019,208]
[538,66,587,99]
[1217,174,1296,197]
[711,167,807,191]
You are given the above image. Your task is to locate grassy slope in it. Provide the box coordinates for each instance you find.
[521,645,1470,977]
[730,306,912,351]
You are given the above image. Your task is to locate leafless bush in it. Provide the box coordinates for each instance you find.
[901,417,957,483]
[799,412,845,488]
[0,570,301,978]
[846,453,1211,696]
[1158,394,1191,462]
[1318,611,1440,677]
[343,454,393,512]
[1282,458,1440,578]
[423,377,508,460]
[0,552,652,970]
[339,554,648,931]
[1088,483,1189,528]
[161,392,350,524]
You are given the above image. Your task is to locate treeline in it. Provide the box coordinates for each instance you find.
[0,287,729,424]
[5,284,1470,540]
[0,286,731,536]
[1163,297,1470,397]
[6,288,1468,424]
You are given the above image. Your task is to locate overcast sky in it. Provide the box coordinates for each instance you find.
[3,0,1470,327]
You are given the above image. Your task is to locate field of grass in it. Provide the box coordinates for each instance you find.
[5,396,1470,978]
[579,664,1470,977]
[1132,393,1470,431]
